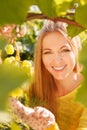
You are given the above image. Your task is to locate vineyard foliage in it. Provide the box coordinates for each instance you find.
[0,0,87,129]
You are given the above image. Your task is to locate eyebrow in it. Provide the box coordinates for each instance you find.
[60,45,71,50]
[42,48,52,51]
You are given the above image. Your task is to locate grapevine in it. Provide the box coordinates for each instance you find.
[0,21,38,130]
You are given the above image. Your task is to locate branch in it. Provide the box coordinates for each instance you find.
[26,13,85,29]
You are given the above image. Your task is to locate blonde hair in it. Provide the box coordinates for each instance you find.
[29,20,82,116]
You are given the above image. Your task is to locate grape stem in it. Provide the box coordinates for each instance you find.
[26,12,85,29]
[14,41,20,61]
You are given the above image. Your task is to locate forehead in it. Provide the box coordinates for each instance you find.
[42,31,71,49]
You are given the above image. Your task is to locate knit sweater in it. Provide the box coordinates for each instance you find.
[47,86,87,130]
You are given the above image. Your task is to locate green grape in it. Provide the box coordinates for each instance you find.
[5,44,14,55]
[4,56,15,64]
[10,56,15,61]
[21,60,32,75]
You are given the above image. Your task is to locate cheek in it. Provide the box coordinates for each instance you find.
[42,56,51,70]
[68,53,76,68]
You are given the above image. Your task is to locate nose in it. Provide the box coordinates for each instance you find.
[53,53,62,61]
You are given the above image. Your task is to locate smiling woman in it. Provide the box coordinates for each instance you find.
[42,31,76,82]
[9,20,87,130]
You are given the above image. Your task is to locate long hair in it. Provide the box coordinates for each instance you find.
[29,20,82,116]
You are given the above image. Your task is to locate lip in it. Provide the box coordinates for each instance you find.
[52,65,66,71]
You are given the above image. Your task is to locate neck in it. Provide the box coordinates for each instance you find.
[54,72,83,97]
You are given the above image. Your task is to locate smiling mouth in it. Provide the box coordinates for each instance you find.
[52,65,66,71]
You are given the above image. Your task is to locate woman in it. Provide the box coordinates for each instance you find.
[9,20,87,130]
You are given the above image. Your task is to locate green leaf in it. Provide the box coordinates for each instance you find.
[0,0,36,25]
[54,0,73,16]
[36,0,72,17]
[36,0,56,17]
[75,4,87,28]
[67,25,84,37]
[0,64,29,110]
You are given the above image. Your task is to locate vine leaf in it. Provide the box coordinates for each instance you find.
[36,0,72,17]
[67,24,84,37]
[0,64,29,110]
[75,4,87,28]
[0,0,34,25]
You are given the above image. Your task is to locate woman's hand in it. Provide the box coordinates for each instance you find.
[9,97,55,130]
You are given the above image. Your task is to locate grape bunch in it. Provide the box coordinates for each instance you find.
[4,57,33,77]
[1,42,33,77]
[0,23,36,77]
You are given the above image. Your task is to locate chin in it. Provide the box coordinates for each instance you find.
[53,74,69,80]
[54,76,65,80]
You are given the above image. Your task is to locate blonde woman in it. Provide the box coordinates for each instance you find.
[9,21,87,130]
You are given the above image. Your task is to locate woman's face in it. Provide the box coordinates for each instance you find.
[42,31,76,80]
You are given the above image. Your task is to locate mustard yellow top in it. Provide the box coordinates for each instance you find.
[47,86,87,130]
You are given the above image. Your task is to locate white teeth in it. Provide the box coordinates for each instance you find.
[53,65,65,71]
